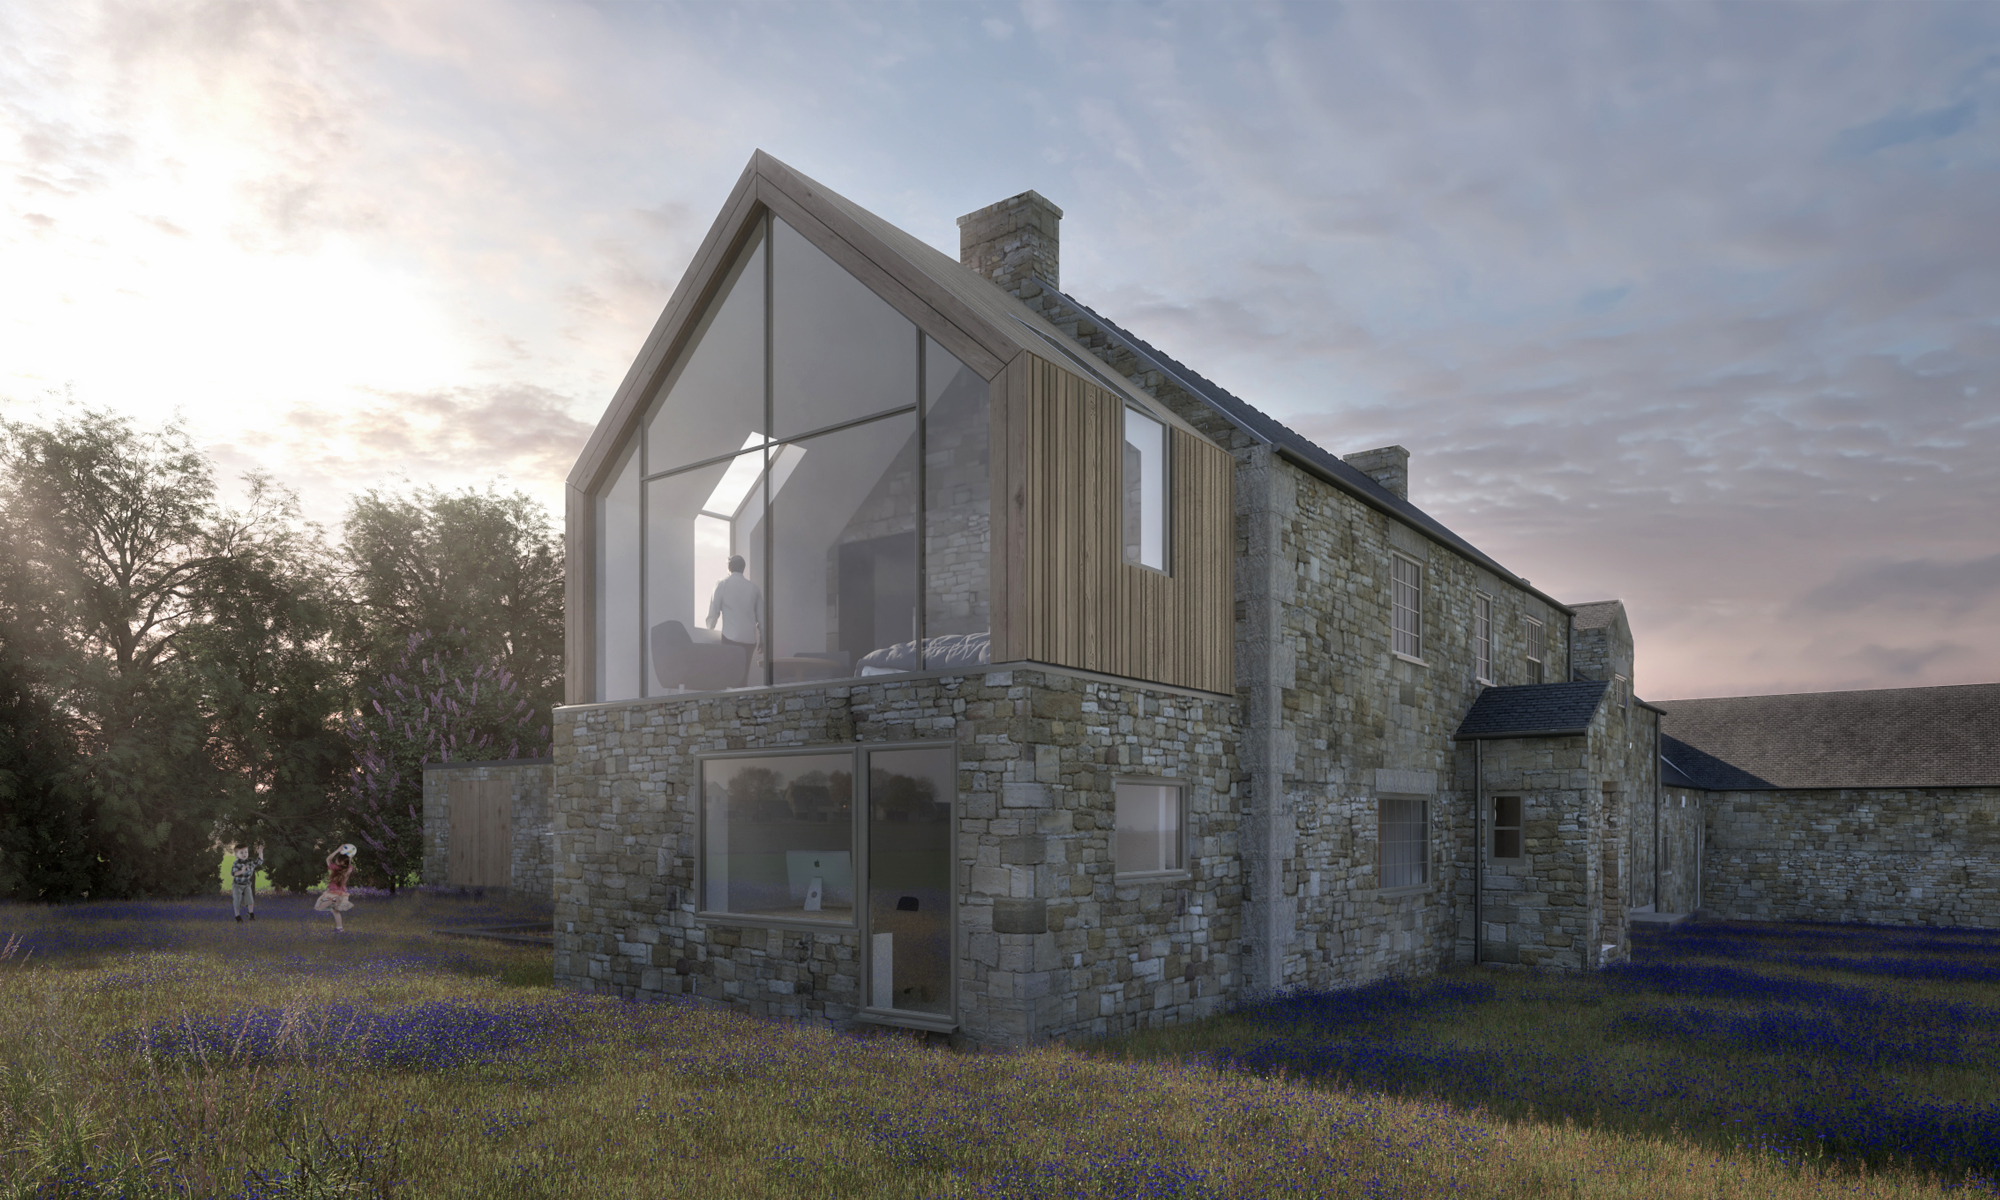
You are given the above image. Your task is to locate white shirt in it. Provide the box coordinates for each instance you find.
[706,571,761,644]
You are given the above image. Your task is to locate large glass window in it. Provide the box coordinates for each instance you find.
[773,218,916,439]
[922,337,990,668]
[595,211,993,693]
[644,443,778,694]
[644,233,766,478]
[701,753,854,923]
[1379,797,1428,889]
[868,746,954,1015]
[770,413,920,683]
[1122,407,1167,571]
[1115,780,1184,875]
[595,441,641,702]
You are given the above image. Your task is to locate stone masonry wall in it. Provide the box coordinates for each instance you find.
[421,759,556,899]
[1701,786,2000,927]
[1453,729,1608,971]
[1252,452,1578,990]
[1660,787,1706,915]
[1016,285,1587,990]
[552,667,1240,1046]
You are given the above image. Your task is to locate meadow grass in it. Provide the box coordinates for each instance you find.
[0,896,1989,1199]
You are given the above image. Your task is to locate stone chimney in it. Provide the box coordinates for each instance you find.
[1343,445,1410,500]
[957,190,1062,299]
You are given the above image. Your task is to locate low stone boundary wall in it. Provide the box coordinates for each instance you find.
[1701,786,2000,927]
[421,758,556,900]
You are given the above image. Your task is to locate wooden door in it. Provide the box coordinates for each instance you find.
[448,779,513,887]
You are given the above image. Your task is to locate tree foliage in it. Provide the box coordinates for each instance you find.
[0,408,347,898]
[0,648,94,901]
[340,487,563,730]
[343,631,548,891]
[0,409,566,901]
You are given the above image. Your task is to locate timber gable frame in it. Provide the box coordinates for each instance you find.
[566,150,1233,703]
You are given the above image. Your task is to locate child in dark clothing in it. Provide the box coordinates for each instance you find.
[315,844,357,932]
[231,846,263,921]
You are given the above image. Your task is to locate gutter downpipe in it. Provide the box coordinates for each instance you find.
[1566,611,1575,683]
[1474,738,1483,966]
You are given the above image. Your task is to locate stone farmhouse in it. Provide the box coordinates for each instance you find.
[531,150,1703,1046]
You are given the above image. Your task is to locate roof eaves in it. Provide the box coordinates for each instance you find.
[1454,726,1594,741]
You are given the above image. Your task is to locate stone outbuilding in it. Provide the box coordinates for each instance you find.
[1657,683,2000,928]
[546,151,1674,1045]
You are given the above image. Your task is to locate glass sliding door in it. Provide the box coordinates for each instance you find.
[866,745,954,1018]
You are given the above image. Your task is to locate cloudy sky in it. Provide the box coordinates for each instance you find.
[4,1,1996,700]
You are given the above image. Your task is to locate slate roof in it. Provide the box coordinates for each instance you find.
[1455,681,1610,740]
[1049,290,1571,619]
[1659,735,1774,791]
[1570,601,1624,631]
[1655,683,2000,789]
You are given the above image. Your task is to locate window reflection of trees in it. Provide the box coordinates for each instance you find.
[870,769,945,824]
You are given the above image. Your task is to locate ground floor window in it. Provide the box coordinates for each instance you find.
[698,742,956,1021]
[700,751,855,923]
[1492,795,1523,860]
[1378,796,1428,889]
[1114,780,1184,875]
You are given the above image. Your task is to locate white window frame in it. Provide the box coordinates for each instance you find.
[1474,593,1494,684]
[1391,554,1423,661]
[1121,406,1170,574]
[1525,616,1544,665]
[1113,778,1187,878]
[1377,795,1429,891]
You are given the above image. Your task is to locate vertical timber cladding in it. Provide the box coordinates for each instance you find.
[1001,352,1233,693]
[447,778,513,888]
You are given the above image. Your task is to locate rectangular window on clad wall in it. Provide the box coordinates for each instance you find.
[1378,797,1428,889]
[1525,617,1544,664]
[1114,780,1183,875]
[1492,796,1523,860]
[1391,554,1423,659]
[1122,407,1168,572]
[1474,594,1494,684]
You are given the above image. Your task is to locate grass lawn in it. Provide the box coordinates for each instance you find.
[0,896,1991,1198]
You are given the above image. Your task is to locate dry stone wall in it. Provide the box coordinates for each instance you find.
[1701,786,2000,927]
[552,666,1240,1046]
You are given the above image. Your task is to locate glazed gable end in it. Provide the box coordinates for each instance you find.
[565,151,1235,706]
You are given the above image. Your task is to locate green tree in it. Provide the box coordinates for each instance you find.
[340,487,563,729]
[0,407,346,897]
[342,631,546,891]
[0,647,94,901]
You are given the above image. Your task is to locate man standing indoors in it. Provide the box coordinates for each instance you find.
[706,554,761,686]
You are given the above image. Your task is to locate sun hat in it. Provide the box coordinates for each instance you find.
[337,843,358,858]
